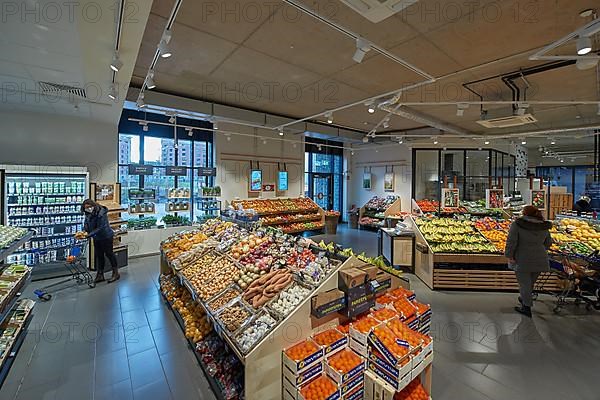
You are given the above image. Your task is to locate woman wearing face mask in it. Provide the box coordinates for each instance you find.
[79,199,120,283]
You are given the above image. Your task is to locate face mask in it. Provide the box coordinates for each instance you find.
[85,207,94,214]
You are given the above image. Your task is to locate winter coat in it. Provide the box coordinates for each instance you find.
[504,216,552,272]
[84,206,114,241]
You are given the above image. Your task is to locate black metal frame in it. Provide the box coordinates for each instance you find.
[412,148,516,201]
[305,137,344,216]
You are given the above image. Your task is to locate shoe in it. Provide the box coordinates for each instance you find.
[514,305,532,318]
[94,273,105,283]
[107,271,120,283]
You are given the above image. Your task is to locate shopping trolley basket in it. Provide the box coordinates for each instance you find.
[34,239,95,301]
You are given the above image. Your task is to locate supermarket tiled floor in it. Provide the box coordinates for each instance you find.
[1,226,600,400]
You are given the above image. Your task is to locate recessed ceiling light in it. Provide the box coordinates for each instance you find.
[362,136,369,143]
[433,139,438,145]
[351,151,355,156]
[110,52,123,72]
[484,140,490,145]
[368,106,375,114]
[212,121,219,130]
[576,115,581,119]
[576,36,592,55]
[521,139,527,145]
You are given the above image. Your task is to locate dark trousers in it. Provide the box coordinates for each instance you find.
[515,271,541,307]
[94,238,118,274]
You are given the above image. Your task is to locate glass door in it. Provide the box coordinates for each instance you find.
[312,174,333,210]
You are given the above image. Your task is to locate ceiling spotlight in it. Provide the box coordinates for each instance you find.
[550,139,556,145]
[579,9,594,17]
[278,129,284,136]
[186,127,194,137]
[107,83,117,100]
[560,159,564,163]
[352,37,371,63]
[576,36,592,55]
[110,52,123,72]
[433,139,438,145]
[225,133,231,142]
[325,112,333,124]
[158,30,173,58]
[382,118,390,129]
[317,144,322,151]
[213,120,219,130]
[576,115,581,119]
[146,71,156,89]
[362,136,369,143]
[169,116,176,124]
[396,136,403,144]
[263,139,267,145]
[521,140,527,145]
[365,101,375,114]
[351,151,355,156]
[142,124,148,132]
[484,140,490,145]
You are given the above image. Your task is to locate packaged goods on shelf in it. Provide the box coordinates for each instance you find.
[0,226,29,250]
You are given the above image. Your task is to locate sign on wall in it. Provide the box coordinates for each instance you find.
[249,169,262,192]
[277,171,288,191]
[262,183,275,192]
[384,172,394,192]
[362,172,372,190]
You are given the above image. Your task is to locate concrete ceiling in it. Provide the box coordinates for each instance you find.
[130,0,600,156]
[0,0,152,124]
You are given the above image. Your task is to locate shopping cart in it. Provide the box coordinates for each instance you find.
[34,239,95,301]
[534,251,600,313]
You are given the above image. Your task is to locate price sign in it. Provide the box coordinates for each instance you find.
[166,166,187,176]
[128,164,154,175]
[198,167,217,176]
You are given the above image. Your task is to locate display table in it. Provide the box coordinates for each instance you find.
[378,228,415,271]
[123,225,190,257]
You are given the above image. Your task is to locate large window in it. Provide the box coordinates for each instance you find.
[537,165,598,209]
[118,109,213,226]
[305,138,344,216]
[412,148,516,202]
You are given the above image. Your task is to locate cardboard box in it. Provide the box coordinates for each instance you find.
[412,341,433,368]
[367,360,413,392]
[367,327,412,367]
[325,350,365,385]
[349,317,380,346]
[371,271,392,297]
[283,361,324,387]
[339,268,367,289]
[312,289,346,319]
[359,265,379,281]
[283,339,324,374]
[368,348,412,380]
[349,337,368,357]
[344,283,375,318]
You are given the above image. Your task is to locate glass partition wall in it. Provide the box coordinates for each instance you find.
[412,148,516,202]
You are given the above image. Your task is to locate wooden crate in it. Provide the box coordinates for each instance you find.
[433,269,564,291]
[549,193,573,219]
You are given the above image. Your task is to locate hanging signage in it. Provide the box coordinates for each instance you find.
[441,188,460,208]
[166,166,187,176]
[262,183,275,192]
[128,164,154,175]
[198,167,217,176]
[384,172,394,192]
[486,189,504,209]
[278,171,288,191]
[249,169,262,192]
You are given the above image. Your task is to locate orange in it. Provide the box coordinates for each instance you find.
[314,329,344,346]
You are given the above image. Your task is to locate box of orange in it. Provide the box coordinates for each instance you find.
[324,348,365,385]
[389,287,415,301]
[394,377,431,400]
[370,306,400,323]
[339,374,364,398]
[367,325,412,367]
[411,351,434,381]
[283,367,320,399]
[284,338,324,374]
[392,297,418,321]
[368,347,412,381]
[349,315,380,346]
[374,292,398,310]
[298,374,341,400]
[313,328,348,356]
[342,384,363,400]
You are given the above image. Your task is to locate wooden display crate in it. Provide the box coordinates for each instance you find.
[433,269,563,291]
[549,193,573,220]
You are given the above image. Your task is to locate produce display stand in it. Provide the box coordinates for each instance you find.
[549,193,573,220]
[412,217,562,291]
[485,189,504,209]
[159,219,434,400]
[378,228,415,272]
[359,196,402,229]
[230,197,325,234]
[0,232,35,387]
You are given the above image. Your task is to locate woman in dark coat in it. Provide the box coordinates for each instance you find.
[504,205,552,317]
[81,199,120,283]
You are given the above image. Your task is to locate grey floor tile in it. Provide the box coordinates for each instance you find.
[121,309,149,329]
[127,348,165,389]
[132,378,172,400]
[94,378,134,400]
[151,327,188,356]
[125,325,156,356]
[95,348,131,387]
[14,381,57,400]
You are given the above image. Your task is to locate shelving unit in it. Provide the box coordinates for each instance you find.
[196,197,221,222]
[127,188,156,216]
[230,197,325,234]
[90,183,128,270]
[359,196,402,229]
[0,232,35,387]
[3,172,88,278]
